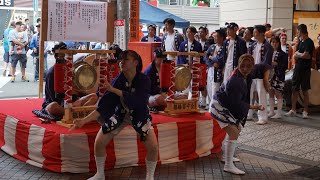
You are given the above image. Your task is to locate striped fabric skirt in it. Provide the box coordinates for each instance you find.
[209,99,245,128]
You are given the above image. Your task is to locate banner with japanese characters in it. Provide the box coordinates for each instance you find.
[130,0,140,42]
[114,20,126,50]
[47,0,107,42]
[298,18,320,45]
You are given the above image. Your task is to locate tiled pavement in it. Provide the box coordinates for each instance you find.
[1,114,320,180]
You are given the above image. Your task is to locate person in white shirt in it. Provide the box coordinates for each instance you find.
[198,25,211,108]
[247,25,273,125]
[221,22,247,85]
[161,18,184,61]
[243,27,255,50]
[205,29,226,105]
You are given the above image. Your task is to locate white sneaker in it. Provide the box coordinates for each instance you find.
[224,164,245,175]
[256,120,267,125]
[267,111,275,117]
[271,113,281,119]
[302,111,308,119]
[221,156,241,163]
[284,110,296,117]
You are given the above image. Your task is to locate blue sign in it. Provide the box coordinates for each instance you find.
[0,0,13,7]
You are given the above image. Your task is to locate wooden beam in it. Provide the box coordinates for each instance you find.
[163,51,206,57]
[107,0,117,43]
[55,49,116,54]
[39,0,48,98]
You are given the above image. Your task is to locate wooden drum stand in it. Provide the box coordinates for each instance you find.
[54,49,116,128]
[161,51,207,116]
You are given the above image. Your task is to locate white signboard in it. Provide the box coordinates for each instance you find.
[14,13,27,22]
[47,0,107,42]
[114,19,126,50]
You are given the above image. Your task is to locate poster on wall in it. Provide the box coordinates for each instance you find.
[47,0,108,42]
[114,19,126,50]
[298,18,319,45]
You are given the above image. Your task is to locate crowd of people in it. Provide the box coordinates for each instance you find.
[1,18,104,82]
[142,18,319,121]
[140,18,319,176]
[4,17,318,179]
[2,18,50,82]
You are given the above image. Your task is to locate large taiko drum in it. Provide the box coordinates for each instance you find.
[73,54,100,94]
[174,66,192,91]
[284,69,320,107]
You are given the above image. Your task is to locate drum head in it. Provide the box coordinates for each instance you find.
[73,54,99,94]
[175,66,192,91]
[73,63,97,93]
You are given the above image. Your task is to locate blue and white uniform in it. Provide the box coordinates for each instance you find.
[210,69,252,128]
[97,72,152,141]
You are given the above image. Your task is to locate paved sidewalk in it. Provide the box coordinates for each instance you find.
[1,118,320,180]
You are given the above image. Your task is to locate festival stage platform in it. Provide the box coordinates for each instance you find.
[0,98,225,173]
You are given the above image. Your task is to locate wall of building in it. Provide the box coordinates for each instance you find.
[158,4,220,33]
[219,0,293,40]
[219,0,268,27]
[269,0,293,40]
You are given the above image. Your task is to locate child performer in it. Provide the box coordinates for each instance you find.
[210,54,264,175]
[73,50,158,180]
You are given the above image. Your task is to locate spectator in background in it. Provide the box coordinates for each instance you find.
[30,17,41,34]
[268,36,288,119]
[198,25,210,109]
[279,33,293,70]
[139,24,144,40]
[141,24,162,42]
[177,26,202,65]
[199,26,210,52]
[205,28,226,105]
[161,18,184,60]
[247,25,273,125]
[243,27,255,50]
[264,23,286,40]
[237,27,246,38]
[285,24,315,119]
[2,21,15,77]
[221,22,247,85]
[20,23,31,51]
[30,23,49,81]
[8,21,29,82]
[24,18,31,35]
[314,34,320,70]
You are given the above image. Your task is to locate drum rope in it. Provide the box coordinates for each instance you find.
[167,60,176,101]
[99,56,108,97]
[191,57,200,99]
[64,54,73,107]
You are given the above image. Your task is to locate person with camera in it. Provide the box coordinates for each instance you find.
[29,23,49,81]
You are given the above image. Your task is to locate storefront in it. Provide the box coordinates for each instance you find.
[293,0,320,43]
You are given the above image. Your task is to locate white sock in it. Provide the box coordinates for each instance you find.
[88,156,106,180]
[269,98,275,114]
[277,99,283,115]
[146,159,157,180]
[224,140,245,175]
